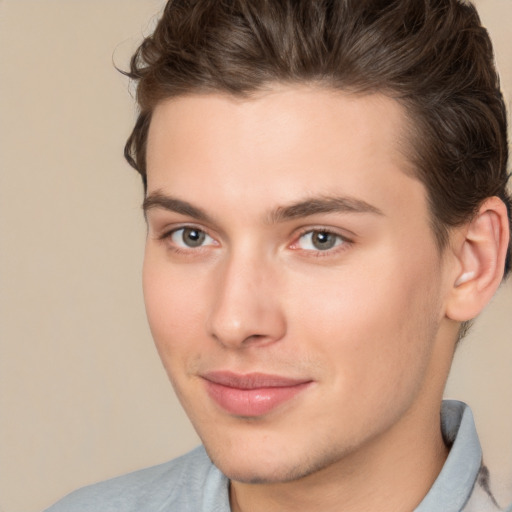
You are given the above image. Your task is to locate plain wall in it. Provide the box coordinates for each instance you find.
[0,1,510,511]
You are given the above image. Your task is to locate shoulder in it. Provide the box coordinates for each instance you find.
[43,446,228,512]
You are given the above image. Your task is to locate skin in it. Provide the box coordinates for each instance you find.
[143,86,464,512]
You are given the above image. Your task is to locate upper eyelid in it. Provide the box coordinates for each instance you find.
[157,223,213,239]
[160,225,352,239]
[147,205,358,234]
[294,225,355,242]
[147,214,223,241]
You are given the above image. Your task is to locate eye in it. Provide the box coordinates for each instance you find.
[295,230,345,251]
[170,227,215,248]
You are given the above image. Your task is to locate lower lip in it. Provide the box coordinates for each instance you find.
[204,380,311,417]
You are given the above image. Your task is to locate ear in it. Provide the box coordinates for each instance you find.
[445,197,510,322]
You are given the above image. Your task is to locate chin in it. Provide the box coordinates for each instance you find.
[204,440,343,485]
[215,460,306,485]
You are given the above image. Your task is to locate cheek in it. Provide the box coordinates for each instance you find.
[142,253,208,363]
[289,249,442,395]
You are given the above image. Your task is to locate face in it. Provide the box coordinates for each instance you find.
[143,87,453,484]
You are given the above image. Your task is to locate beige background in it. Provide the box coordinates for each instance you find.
[0,1,510,511]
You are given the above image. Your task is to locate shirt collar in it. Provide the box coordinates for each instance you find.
[415,400,483,512]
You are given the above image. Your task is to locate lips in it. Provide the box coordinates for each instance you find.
[202,371,312,417]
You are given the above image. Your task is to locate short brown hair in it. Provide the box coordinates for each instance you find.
[124,0,511,276]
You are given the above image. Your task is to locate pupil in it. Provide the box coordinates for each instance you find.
[183,228,205,247]
[312,231,335,250]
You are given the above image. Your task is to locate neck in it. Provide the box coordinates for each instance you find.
[230,400,449,512]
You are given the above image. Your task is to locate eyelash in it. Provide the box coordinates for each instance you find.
[158,225,352,257]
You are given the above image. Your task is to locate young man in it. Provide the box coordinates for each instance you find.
[46,0,511,511]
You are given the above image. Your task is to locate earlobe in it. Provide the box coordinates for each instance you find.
[445,197,510,322]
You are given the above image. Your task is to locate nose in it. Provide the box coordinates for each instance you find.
[206,251,287,349]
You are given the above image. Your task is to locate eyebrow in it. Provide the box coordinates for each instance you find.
[268,196,384,223]
[143,191,383,224]
[143,192,212,222]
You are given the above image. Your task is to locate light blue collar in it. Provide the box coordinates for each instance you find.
[415,400,483,511]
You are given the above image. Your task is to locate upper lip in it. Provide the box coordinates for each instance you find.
[202,371,312,389]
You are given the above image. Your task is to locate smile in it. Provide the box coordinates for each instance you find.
[202,372,313,417]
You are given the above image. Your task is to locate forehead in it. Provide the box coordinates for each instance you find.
[147,86,411,167]
[145,86,425,222]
